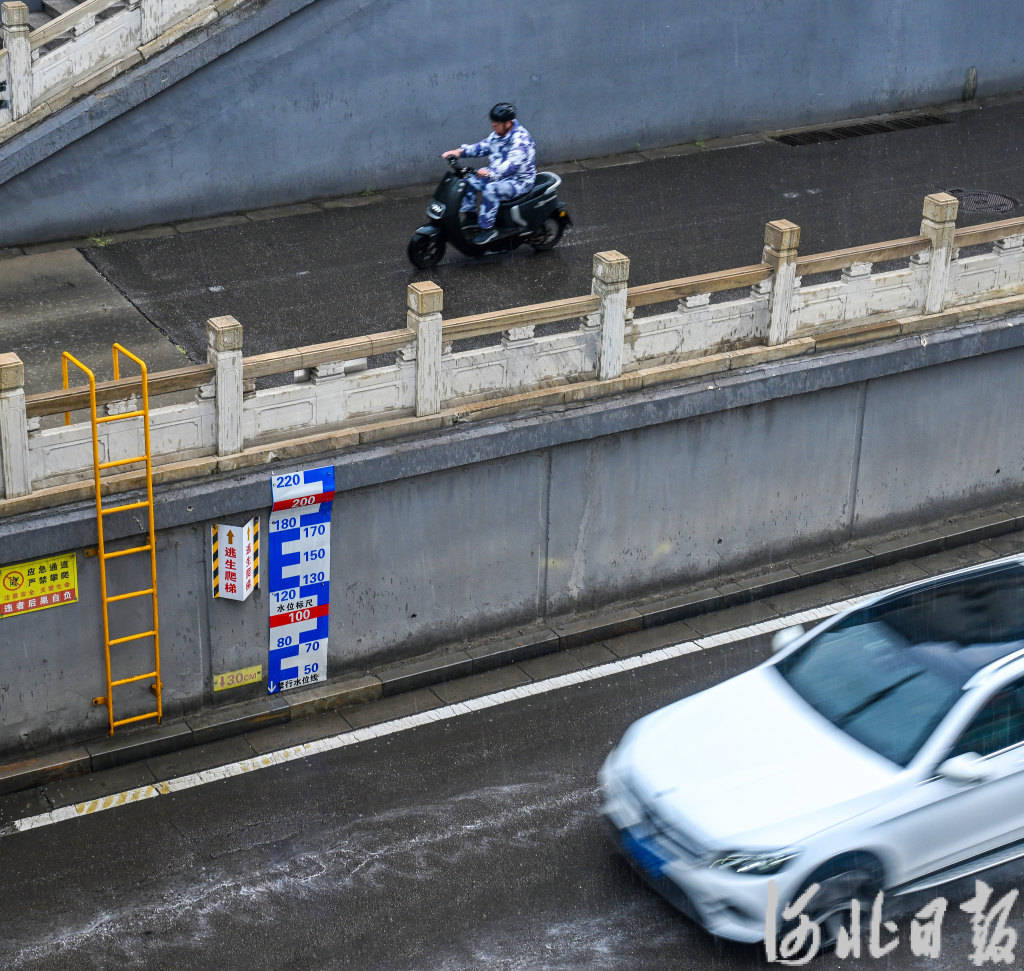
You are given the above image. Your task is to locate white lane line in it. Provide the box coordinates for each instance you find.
[6,552,1020,836]
[2,609,817,836]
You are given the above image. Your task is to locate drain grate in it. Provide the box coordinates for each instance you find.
[774,114,951,147]
[947,188,1019,214]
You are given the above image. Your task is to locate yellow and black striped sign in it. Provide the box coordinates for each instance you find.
[211,518,260,600]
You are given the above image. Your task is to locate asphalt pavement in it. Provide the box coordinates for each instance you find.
[3,92,1024,394]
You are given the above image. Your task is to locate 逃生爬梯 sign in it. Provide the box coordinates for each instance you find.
[211,518,259,601]
[1,553,79,618]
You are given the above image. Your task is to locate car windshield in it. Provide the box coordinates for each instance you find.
[774,621,962,766]
[772,563,1024,766]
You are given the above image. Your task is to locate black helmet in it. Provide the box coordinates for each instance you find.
[489,102,516,122]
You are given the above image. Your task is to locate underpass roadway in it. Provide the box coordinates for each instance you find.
[2,525,1023,969]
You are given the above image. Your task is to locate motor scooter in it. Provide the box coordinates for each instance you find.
[407,157,572,268]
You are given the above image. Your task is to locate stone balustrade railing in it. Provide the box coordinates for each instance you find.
[3,191,1024,510]
[0,0,240,135]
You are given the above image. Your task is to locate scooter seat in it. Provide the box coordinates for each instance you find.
[499,172,561,209]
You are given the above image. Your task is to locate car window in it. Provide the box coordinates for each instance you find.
[949,678,1024,759]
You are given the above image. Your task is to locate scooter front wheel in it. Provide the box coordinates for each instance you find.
[528,216,564,253]
[408,232,446,269]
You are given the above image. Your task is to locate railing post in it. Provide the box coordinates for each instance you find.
[0,353,31,498]
[919,192,959,314]
[593,250,630,380]
[408,281,443,416]
[207,315,244,456]
[1,2,32,121]
[764,219,800,345]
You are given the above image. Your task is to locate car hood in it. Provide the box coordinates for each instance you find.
[622,665,899,847]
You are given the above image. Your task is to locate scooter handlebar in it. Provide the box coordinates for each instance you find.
[446,156,474,176]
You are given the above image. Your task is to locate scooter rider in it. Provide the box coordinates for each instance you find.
[441,103,537,246]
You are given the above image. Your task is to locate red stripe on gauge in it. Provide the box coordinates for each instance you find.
[269,602,330,627]
[271,492,335,511]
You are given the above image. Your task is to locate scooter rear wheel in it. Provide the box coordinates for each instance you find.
[528,217,564,252]
[408,233,446,269]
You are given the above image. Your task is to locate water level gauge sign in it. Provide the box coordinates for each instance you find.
[267,466,335,693]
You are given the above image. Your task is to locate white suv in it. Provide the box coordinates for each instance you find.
[600,557,1024,946]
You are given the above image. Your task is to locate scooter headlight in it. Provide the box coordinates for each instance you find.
[428,201,446,219]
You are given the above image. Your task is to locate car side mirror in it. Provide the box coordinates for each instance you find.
[937,753,991,785]
[771,625,805,654]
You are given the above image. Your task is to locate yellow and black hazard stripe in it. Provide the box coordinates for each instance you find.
[211,525,220,598]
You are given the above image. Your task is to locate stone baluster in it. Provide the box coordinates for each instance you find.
[1,2,32,121]
[0,353,31,498]
[995,233,1024,289]
[764,219,801,345]
[129,0,160,45]
[72,7,96,36]
[840,260,874,322]
[407,281,443,416]
[207,315,244,456]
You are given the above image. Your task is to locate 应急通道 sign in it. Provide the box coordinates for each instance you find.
[1,554,79,618]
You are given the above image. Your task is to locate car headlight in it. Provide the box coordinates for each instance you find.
[708,849,800,875]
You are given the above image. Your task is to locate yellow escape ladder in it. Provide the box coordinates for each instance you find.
[62,344,163,736]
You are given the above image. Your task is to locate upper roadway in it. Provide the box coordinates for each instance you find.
[3,93,1024,395]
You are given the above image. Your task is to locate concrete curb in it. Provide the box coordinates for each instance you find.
[2,501,1023,796]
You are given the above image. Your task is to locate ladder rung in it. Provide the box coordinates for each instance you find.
[106,588,155,604]
[98,456,147,470]
[96,410,146,424]
[108,630,156,647]
[103,545,152,560]
[101,500,149,515]
[110,670,158,687]
[112,711,161,728]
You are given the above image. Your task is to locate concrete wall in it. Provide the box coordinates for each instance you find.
[1,0,1024,243]
[1,315,1023,753]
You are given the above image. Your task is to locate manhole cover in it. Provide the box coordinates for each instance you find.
[948,188,1019,214]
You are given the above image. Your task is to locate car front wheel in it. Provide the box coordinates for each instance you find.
[781,853,884,952]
